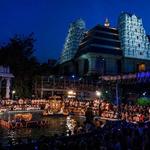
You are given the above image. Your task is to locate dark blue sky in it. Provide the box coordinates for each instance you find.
[0,0,150,62]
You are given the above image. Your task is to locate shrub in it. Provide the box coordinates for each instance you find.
[136,97,150,106]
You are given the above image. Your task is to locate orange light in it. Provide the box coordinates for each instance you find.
[138,63,145,72]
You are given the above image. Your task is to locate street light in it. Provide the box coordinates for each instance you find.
[68,90,73,95]
[12,90,16,94]
[96,91,101,98]
[72,75,75,78]
[142,92,146,96]
[12,90,16,100]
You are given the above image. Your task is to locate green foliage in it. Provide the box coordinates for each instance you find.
[0,33,39,98]
[136,97,150,106]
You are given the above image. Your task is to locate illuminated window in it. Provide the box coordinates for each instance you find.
[138,63,146,72]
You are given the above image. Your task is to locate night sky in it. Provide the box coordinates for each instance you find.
[0,0,150,62]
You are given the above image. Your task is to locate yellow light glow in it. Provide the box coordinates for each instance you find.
[96,91,101,97]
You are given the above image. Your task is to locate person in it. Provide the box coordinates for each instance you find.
[85,106,94,123]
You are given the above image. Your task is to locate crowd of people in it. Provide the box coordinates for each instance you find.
[44,98,150,123]
[0,98,150,149]
[1,98,149,123]
[4,120,150,150]
[120,104,150,122]
[0,99,46,112]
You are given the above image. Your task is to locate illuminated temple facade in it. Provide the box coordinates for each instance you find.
[60,19,86,64]
[118,13,150,73]
[58,12,150,76]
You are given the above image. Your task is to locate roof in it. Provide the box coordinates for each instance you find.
[75,45,122,58]
[0,73,14,78]
[120,12,141,19]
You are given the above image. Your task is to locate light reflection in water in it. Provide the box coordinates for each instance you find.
[0,112,84,147]
[0,112,66,146]
[66,116,77,135]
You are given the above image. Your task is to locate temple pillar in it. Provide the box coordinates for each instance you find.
[6,78,11,99]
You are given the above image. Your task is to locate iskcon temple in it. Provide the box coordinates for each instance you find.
[58,12,150,76]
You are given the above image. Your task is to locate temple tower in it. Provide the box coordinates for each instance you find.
[118,12,150,60]
[60,19,86,64]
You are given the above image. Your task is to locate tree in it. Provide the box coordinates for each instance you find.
[0,33,39,98]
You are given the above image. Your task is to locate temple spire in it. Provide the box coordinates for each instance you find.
[104,18,110,27]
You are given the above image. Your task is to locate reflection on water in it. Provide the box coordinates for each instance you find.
[0,112,85,146]
[0,112,66,146]
[66,116,77,135]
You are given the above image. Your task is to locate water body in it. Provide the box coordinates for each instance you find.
[0,112,85,147]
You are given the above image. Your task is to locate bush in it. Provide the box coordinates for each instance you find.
[136,97,150,106]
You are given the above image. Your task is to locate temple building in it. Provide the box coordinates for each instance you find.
[118,13,150,73]
[58,12,150,76]
[75,19,122,76]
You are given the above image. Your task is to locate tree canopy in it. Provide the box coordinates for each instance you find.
[0,33,39,98]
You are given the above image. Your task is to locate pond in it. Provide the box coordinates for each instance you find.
[0,111,85,147]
